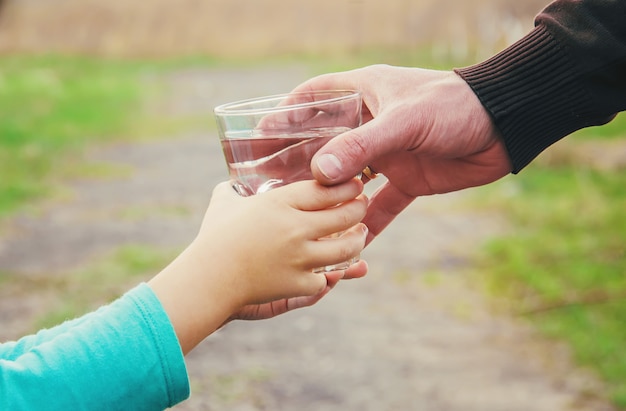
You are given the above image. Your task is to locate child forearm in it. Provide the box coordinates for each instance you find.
[0,284,189,410]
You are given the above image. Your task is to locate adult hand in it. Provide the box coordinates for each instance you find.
[293,64,512,244]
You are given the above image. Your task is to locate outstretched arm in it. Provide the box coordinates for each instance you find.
[294,65,511,243]
[294,0,626,245]
[149,179,368,354]
[1,179,367,410]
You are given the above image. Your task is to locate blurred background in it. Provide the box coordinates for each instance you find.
[0,0,541,59]
[0,0,625,410]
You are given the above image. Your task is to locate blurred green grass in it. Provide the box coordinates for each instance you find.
[33,244,178,330]
[470,121,626,408]
[572,113,626,141]
[0,55,147,216]
[0,54,230,218]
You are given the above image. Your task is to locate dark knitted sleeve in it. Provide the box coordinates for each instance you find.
[454,0,626,173]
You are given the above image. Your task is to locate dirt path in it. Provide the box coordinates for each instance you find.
[0,65,615,410]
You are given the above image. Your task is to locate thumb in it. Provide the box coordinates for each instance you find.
[311,115,399,185]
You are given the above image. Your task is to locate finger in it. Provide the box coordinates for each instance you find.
[283,268,346,311]
[324,270,345,288]
[311,112,408,185]
[300,271,343,304]
[295,271,329,297]
[257,100,353,131]
[284,294,325,311]
[279,279,329,312]
[277,178,364,211]
[342,259,368,280]
[292,73,375,134]
[291,72,360,95]
[362,182,416,245]
[295,68,417,185]
[305,223,367,269]
[304,195,368,238]
[284,274,335,311]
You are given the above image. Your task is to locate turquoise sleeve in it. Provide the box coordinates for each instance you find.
[0,306,105,361]
[0,283,190,410]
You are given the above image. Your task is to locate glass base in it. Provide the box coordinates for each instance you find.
[312,255,360,273]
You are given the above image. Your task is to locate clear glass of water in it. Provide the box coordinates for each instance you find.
[213,90,362,272]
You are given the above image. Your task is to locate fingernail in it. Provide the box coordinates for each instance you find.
[316,154,342,180]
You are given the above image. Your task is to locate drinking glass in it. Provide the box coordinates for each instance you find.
[214,90,362,272]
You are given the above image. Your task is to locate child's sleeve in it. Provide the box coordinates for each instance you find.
[0,304,110,361]
[0,283,190,410]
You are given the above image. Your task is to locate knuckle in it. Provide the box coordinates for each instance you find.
[342,130,369,163]
[336,208,354,229]
[336,241,357,263]
[342,199,367,225]
[300,275,324,296]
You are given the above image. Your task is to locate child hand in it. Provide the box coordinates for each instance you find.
[149,178,368,354]
[195,178,368,307]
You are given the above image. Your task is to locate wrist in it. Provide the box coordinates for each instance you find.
[148,242,242,354]
[454,25,601,173]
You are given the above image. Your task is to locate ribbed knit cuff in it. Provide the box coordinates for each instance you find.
[454,25,598,173]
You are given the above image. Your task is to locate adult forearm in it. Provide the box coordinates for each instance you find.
[455,0,626,173]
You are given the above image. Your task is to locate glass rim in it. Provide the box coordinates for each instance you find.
[213,90,361,116]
